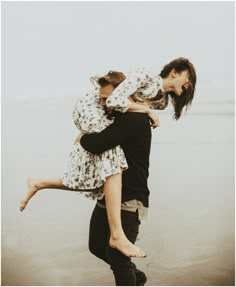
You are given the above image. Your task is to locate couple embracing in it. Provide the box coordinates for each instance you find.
[20,57,196,285]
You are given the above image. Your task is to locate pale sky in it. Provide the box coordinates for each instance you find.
[2,1,235,104]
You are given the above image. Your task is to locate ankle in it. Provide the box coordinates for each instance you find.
[110,231,127,241]
[28,177,41,190]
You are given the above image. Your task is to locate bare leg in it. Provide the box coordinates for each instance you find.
[20,177,91,212]
[104,172,146,258]
[20,175,147,257]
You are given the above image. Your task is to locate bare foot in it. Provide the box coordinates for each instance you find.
[20,177,40,212]
[109,236,147,258]
[20,199,29,212]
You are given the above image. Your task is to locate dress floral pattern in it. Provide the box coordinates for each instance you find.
[62,88,128,199]
[62,68,168,200]
[106,68,169,112]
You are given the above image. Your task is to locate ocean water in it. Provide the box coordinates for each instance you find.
[1,100,235,286]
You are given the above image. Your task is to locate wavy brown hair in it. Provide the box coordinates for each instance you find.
[90,71,126,89]
[159,57,197,120]
[90,71,126,119]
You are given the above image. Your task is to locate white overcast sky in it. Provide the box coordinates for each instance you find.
[2,1,235,104]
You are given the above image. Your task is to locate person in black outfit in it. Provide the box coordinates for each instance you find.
[80,111,152,286]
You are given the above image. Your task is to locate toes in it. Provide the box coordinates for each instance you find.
[20,200,27,212]
[137,250,147,258]
[130,251,147,258]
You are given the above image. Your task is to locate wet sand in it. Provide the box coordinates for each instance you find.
[1,101,235,286]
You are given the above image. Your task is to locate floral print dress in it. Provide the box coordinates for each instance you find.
[62,68,168,200]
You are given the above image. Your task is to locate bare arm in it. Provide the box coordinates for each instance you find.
[127,97,160,128]
[105,68,157,113]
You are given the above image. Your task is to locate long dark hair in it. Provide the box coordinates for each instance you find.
[159,57,197,120]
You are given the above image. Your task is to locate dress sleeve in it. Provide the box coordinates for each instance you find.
[105,68,152,113]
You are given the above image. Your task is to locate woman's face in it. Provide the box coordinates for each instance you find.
[99,84,114,106]
[172,70,191,96]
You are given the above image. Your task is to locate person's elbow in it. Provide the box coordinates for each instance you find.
[106,99,130,113]
[80,136,105,155]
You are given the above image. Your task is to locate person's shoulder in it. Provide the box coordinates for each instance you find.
[116,112,150,127]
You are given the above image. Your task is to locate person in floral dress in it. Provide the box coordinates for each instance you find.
[20,57,196,260]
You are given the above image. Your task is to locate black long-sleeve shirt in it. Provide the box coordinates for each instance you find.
[80,112,152,207]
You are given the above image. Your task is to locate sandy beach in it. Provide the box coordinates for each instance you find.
[1,100,234,286]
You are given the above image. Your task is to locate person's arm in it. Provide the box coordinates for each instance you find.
[125,98,159,128]
[127,100,149,113]
[80,113,148,155]
[105,68,161,127]
[105,68,155,113]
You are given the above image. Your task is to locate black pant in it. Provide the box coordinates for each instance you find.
[89,204,144,286]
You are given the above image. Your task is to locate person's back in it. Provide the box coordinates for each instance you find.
[81,111,152,285]
[81,111,152,206]
[120,113,151,207]
[93,112,152,207]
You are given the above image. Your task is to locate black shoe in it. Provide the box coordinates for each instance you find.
[136,270,147,286]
